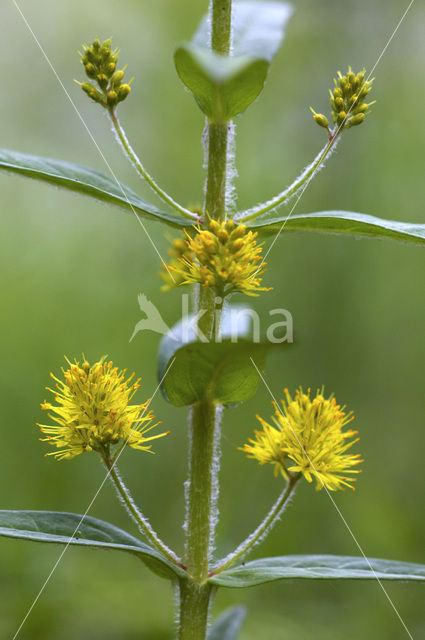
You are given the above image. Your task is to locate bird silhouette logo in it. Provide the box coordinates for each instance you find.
[129,294,171,342]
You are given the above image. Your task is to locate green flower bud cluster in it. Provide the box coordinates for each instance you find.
[78,39,132,109]
[311,67,375,133]
[330,68,374,129]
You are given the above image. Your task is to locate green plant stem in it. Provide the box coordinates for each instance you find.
[179,4,232,639]
[178,580,213,640]
[236,131,341,223]
[211,0,232,54]
[184,398,218,580]
[204,0,232,220]
[102,453,182,568]
[211,474,300,576]
[205,122,229,219]
[108,109,198,221]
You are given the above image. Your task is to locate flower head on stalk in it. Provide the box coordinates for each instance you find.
[239,388,362,491]
[311,67,375,135]
[76,39,132,110]
[162,219,271,297]
[38,356,168,460]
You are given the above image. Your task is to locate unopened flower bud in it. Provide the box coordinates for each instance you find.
[111,69,124,87]
[97,74,108,90]
[208,220,220,234]
[310,107,329,129]
[81,82,105,105]
[218,229,228,244]
[231,238,244,252]
[356,103,369,113]
[347,113,365,127]
[84,63,96,79]
[107,90,118,106]
[230,224,246,239]
[117,84,131,102]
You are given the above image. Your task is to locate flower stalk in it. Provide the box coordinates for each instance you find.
[235,134,341,223]
[102,450,182,568]
[108,109,198,221]
[211,474,300,576]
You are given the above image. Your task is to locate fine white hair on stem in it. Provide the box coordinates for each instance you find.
[183,405,194,541]
[172,580,182,638]
[106,464,178,561]
[208,404,223,559]
[202,120,210,208]
[226,120,238,214]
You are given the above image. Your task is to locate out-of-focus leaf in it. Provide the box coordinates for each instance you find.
[160,339,273,406]
[0,510,185,580]
[0,148,185,228]
[208,606,247,640]
[174,42,268,121]
[209,555,425,588]
[251,210,425,245]
[158,307,288,407]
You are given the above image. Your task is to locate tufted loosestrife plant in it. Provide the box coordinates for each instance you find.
[1,2,425,639]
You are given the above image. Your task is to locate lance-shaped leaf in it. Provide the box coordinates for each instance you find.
[208,606,247,640]
[158,308,288,407]
[174,42,268,121]
[251,210,425,245]
[0,148,185,228]
[0,510,185,580]
[209,555,425,588]
[194,1,293,62]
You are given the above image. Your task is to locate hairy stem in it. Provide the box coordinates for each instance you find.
[211,0,232,54]
[179,3,232,639]
[102,453,182,568]
[235,131,341,222]
[178,580,213,640]
[108,109,198,220]
[205,122,229,219]
[185,399,219,580]
[204,0,233,219]
[211,474,300,576]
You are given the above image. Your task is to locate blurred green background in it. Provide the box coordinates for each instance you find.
[1,0,424,638]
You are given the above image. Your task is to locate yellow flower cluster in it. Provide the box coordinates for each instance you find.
[78,39,131,109]
[163,219,270,296]
[38,357,168,460]
[311,67,374,132]
[239,388,362,491]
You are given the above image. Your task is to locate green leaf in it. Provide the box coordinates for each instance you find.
[0,510,185,580]
[251,210,425,245]
[158,308,286,407]
[174,42,268,121]
[209,555,425,588]
[194,1,293,61]
[161,339,273,406]
[0,148,185,228]
[208,606,247,640]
